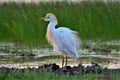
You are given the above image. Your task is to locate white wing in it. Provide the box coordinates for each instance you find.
[53,27,81,58]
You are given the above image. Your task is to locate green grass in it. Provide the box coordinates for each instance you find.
[0,70,95,80]
[0,1,120,48]
[0,69,119,80]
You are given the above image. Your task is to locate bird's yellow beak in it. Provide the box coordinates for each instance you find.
[39,17,45,20]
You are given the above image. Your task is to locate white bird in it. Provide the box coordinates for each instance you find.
[40,13,80,68]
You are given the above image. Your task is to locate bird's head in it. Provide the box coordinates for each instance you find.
[40,13,58,25]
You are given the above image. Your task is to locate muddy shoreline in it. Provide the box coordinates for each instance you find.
[0,63,119,80]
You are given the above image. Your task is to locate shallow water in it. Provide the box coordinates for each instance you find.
[0,41,120,69]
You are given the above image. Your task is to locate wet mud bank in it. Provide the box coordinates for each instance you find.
[0,63,120,80]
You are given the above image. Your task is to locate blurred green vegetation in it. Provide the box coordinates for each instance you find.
[0,69,119,80]
[0,1,120,47]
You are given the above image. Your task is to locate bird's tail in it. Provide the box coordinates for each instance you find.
[71,30,81,48]
[71,49,79,60]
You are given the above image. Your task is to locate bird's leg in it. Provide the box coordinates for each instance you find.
[62,56,64,68]
[65,55,67,67]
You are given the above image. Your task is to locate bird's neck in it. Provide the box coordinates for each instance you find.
[47,22,56,31]
[46,22,56,41]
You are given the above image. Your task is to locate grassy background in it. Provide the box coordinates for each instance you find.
[0,1,120,47]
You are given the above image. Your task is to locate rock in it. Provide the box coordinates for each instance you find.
[0,63,120,76]
[41,63,60,72]
[0,67,12,73]
[43,64,49,68]
[51,63,60,71]
[89,48,111,55]
[54,68,63,75]
[85,62,102,74]
[65,66,72,70]
[78,63,85,74]
[91,48,101,52]
[13,51,35,58]
[0,49,10,54]
[70,70,80,76]
[102,49,111,53]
